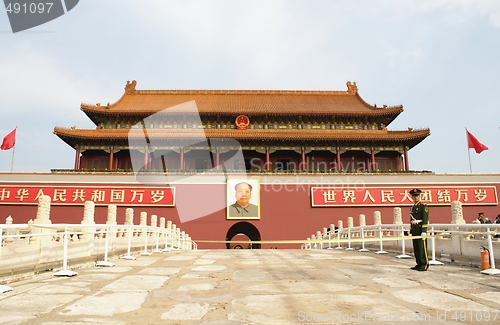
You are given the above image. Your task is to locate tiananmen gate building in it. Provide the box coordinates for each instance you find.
[1,81,498,249]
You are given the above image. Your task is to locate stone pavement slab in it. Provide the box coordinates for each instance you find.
[0,249,499,325]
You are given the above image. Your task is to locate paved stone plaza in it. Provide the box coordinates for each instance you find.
[0,249,499,325]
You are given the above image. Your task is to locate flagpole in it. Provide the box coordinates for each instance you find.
[467,148,472,173]
[10,125,17,173]
[466,127,472,173]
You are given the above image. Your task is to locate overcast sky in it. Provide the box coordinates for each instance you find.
[0,0,499,174]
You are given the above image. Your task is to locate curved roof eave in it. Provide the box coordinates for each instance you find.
[54,127,430,142]
[79,80,404,119]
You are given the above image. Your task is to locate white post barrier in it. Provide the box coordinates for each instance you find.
[336,229,343,250]
[429,226,443,265]
[396,225,411,259]
[171,224,177,250]
[175,227,181,249]
[480,227,500,275]
[375,225,388,254]
[335,220,344,250]
[322,228,328,249]
[0,225,13,293]
[358,214,368,252]
[121,226,136,260]
[152,215,162,253]
[0,226,3,259]
[181,231,186,250]
[328,224,335,249]
[96,226,115,267]
[53,227,78,277]
[305,237,311,250]
[163,220,172,252]
[152,226,161,253]
[139,211,151,256]
[140,225,152,256]
[345,228,354,251]
[0,284,13,293]
[359,227,369,252]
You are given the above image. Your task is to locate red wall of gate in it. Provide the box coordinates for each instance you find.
[1,174,499,249]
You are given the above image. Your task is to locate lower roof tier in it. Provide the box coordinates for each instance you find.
[54,127,430,150]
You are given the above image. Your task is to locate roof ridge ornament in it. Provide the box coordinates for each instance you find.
[346,81,358,95]
[125,80,137,94]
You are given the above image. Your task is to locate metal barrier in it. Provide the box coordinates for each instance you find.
[304,223,500,275]
[0,223,197,283]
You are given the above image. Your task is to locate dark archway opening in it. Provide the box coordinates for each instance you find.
[226,221,261,249]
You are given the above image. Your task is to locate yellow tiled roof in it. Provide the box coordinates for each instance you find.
[80,81,403,116]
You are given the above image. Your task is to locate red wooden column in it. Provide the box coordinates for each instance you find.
[179,148,184,170]
[265,149,270,171]
[336,149,341,171]
[143,150,149,170]
[370,150,375,171]
[301,148,306,171]
[74,148,80,170]
[403,148,409,171]
[216,148,220,170]
[109,147,114,170]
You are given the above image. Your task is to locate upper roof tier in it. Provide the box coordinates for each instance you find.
[81,80,403,122]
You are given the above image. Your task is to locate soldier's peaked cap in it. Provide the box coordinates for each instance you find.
[409,188,422,196]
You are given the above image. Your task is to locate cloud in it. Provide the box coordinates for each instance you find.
[0,46,86,118]
[123,1,341,88]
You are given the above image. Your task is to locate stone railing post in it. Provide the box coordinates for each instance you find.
[393,207,402,224]
[125,208,134,225]
[80,201,96,241]
[104,204,117,251]
[335,220,344,249]
[374,211,382,225]
[450,200,465,254]
[139,212,147,237]
[374,210,382,236]
[34,195,52,224]
[32,195,52,248]
[4,216,14,245]
[451,201,465,225]
[393,207,404,250]
[151,214,158,228]
[347,216,354,228]
[359,214,366,227]
[106,204,117,225]
[124,208,134,239]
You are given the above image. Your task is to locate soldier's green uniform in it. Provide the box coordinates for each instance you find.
[409,188,429,271]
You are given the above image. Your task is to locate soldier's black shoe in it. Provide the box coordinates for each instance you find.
[410,265,419,270]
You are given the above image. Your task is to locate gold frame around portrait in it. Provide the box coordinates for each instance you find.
[226,177,260,220]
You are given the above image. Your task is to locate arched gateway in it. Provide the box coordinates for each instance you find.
[226,222,261,249]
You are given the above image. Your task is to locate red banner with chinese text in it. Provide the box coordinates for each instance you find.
[0,185,175,206]
[311,186,498,207]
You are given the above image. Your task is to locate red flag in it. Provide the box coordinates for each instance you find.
[466,129,488,154]
[1,128,16,150]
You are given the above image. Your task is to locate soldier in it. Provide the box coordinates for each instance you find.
[409,188,429,271]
